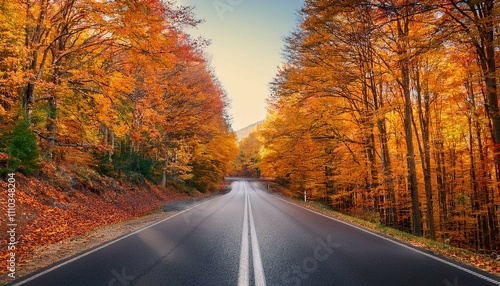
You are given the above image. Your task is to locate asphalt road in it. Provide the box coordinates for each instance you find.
[9,180,500,286]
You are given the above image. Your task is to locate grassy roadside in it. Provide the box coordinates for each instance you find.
[266,183,500,276]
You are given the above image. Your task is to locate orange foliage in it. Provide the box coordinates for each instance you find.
[260,0,500,251]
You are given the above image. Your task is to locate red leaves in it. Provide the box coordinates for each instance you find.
[0,173,195,276]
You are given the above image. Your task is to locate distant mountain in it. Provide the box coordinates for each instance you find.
[235,121,264,141]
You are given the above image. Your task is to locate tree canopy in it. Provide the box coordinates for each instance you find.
[0,0,237,192]
[259,0,500,251]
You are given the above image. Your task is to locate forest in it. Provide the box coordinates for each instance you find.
[3,0,500,258]
[0,0,237,192]
[247,0,500,252]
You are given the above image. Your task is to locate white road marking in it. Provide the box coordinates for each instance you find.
[238,182,250,286]
[272,194,500,286]
[247,184,267,286]
[238,181,267,286]
[13,196,220,286]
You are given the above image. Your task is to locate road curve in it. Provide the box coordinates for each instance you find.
[9,180,500,286]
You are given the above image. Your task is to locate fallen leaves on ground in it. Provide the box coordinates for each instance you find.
[0,171,205,276]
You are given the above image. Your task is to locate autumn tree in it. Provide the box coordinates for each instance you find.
[438,0,500,252]
[0,0,25,125]
[261,0,500,251]
[234,131,263,177]
[0,0,237,192]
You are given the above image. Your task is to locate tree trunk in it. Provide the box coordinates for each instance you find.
[110,129,115,162]
[377,116,397,227]
[48,93,57,152]
[435,135,447,232]
[403,68,421,236]
[25,82,35,119]
[457,0,500,250]
[161,169,167,187]
[398,17,422,237]
[24,0,48,119]
[413,63,435,239]
[372,77,397,228]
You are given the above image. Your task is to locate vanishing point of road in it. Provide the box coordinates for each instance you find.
[9,180,500,286]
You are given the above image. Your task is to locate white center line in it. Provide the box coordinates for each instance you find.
[238,181,267,286]
[238,182,249,286]
[248,185,266,286]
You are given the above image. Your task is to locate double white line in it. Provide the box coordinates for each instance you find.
[238,182,266,286]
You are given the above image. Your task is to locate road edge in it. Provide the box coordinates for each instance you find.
[6,194,222,286]
[263,185,500,284]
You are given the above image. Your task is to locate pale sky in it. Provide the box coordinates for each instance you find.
[177,0,304,131]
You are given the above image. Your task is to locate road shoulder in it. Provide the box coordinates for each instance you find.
[264,182,500,278]
[1,191,227,286]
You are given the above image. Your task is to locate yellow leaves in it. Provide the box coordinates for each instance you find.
[108,72,135,95]
[0,1,26,124]
[113,121,129,139]
[164,141,195,180]
[0,0,235,193]
[259,0,500,252]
